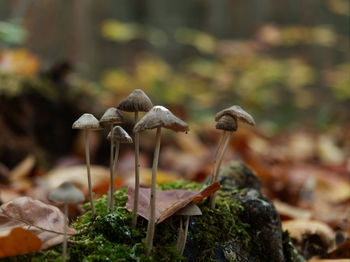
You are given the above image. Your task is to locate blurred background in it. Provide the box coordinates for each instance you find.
[0,0,350,235]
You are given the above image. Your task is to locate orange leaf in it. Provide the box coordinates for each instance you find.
[0,227,41,258]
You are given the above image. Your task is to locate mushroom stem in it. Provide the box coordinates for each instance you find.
[110,141,120,211]
[209,131,227,184]
[107,124,114,210]
[210,131,233,208]
[145,126,162,254]
[84,130,95,216]
[181,216,190,255]
[132,111,140,227]
[177,216,190,255]
[63,203,68,262]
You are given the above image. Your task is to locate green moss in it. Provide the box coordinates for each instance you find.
[1,182,300,262]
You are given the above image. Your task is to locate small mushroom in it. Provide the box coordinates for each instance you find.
[107,126,132,211]
[49,182,84,262]
[117,89,152,227]
[99,108,124,210]
[210,106,255,208]
[134,105,189,254]
[176,202,202,256]
[72,113,102,216]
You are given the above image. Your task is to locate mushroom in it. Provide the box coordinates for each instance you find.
[117,89,152,227]
[107,126,132,210]
[49,182,84,262]
[133,105,189,254]
[176,202,202,256]
[210,106,255,208]
[99,108,124,210]
[72,113,102,216]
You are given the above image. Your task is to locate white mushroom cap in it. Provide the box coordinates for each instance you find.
[107,126,133,143]
[133,106,189,133]
[99,108,124,126]
[176,202,202,216]
[215,105,255,126]
[72,113,102,130]
[117,89,153,112]
[48,182,85,204]
[216,114,238,131]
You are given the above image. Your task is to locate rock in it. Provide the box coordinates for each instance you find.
[211,162,284,262]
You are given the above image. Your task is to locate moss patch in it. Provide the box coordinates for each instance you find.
[1,181,300,261]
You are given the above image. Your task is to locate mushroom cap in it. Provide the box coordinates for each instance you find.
[107,126,133,143]
[48,182,85,204]
[133,106,189,133]
[215,105,255,126]
[176,202,202,216]
[72,113,102,130]
[99,108,124,125]
[216,114,238,131]
[117,89,153,112]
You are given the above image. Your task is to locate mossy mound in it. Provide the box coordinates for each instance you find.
[1,180,301,261]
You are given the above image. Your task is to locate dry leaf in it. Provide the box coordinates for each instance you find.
[326,240,350,259]
[44,165,110,195]
[274,200,312,220]
[124,168,182,187]
[0,227,41,258]
[0,197,75,249]
[9,155,36,182]
[309,259,350,262]
[282,219,335,247]
[126,182,220,223]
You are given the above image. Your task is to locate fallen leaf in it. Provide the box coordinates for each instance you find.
[9,155,36,182]
[274,200,312,220]
[0,197,75,249]
[283,219,335,248]
[124,168,182,187]
[44,165,110,195]
[326,240,350,259]
[309,259,350,262]
[126,182,220,223]
[0,227,41,258]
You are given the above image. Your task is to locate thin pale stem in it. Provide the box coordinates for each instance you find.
[63,203,68,262]
[209,131,227,184]
[108,124,114,210]
[210,131,233,208]
[85,130,95,216]
[177,217,184,254]
[110,142,120,211]
[145,127,161,254]
[132,111,140,227]
[179,216,190,255]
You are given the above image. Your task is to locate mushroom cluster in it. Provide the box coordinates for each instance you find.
[49,90,256,257]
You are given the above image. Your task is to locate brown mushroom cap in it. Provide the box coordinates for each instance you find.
[99,108,124,126]
[48,182,84,204]
[133,106,189,133]
[72,113,102,130]
[107,126,133,143]
[117,89,153,112]
[215,105,255,126]
[176,202,202,216]
[216,114,238,131]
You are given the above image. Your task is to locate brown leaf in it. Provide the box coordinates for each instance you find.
[126,182,220,224]
[274,200,312,220]
[0,227,41,258]
[44,165,110,195]
[326,240,350,259]
[282,219,335,248]
[9,155,36,182]
[0,197,75,249]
